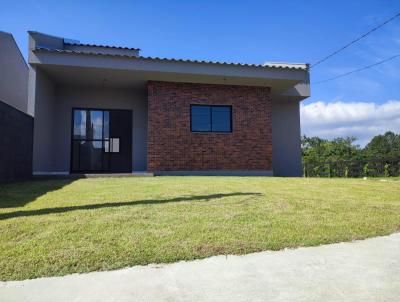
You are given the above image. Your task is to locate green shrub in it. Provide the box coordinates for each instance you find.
[384,163,390,177]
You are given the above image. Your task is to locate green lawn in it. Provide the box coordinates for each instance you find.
[1,176,400,281]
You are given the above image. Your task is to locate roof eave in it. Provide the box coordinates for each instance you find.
[33,47,309,71]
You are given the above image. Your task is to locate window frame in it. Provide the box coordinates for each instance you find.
[190,104,233,133]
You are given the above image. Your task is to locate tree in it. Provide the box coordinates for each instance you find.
[302,135,360,163]
[301,132,400,177]
[363,131,400,159]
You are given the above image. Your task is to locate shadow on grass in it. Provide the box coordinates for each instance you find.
[0,179,75,208]
[0,192,262,220]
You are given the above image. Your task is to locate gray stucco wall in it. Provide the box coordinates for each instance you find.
[272,99,302,177]
[32,68,56,172]
[0,31,28,114]
[32,69,147,173]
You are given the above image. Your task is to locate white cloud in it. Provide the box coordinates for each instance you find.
[300,100,400,146]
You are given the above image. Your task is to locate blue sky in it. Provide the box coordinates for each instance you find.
[1,0,400,145]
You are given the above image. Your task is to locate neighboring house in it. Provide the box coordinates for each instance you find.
[0,31,32,182]
[28,31,310,177]
[0,31,29,113]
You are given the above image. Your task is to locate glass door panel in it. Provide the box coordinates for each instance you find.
[73,110,87,139]
[88,110,103,140]
[78,141,103,171]
[71,109,109,172]
[103,111,109,139]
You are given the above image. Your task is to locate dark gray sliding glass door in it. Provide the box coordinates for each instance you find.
[71,109,132,173]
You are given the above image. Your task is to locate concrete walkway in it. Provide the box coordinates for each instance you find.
[1,234,400,302]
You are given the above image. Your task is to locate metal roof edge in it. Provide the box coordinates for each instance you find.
[64,42,141,51]
[34,47,309,71]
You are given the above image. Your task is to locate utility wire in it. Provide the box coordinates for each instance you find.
[313,54,400,84]
[310,11,400,68]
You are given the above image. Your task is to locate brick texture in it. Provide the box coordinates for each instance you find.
[147,81,272,171]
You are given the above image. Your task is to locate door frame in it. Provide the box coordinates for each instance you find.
[69,107,132,174]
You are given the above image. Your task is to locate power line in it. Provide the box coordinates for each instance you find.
[313,54,400,84]
[310,11,400,68]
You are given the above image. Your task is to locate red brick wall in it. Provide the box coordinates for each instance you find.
[147,81,272,171]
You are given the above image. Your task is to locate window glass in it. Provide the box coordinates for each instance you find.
[212,107,231,132]
[78,141,103,171]
[104,138,120,153]
[73,110,106,139]
[103,111,109,139]
[88,110,103,140]
[111,138,120,153]
[73,110,86,139]
[191,105,211,132]
[191,105,231,132]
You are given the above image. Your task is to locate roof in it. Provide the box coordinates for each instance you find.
[264,62,309,70]
[64,41,141,51]
[34,46,309,71]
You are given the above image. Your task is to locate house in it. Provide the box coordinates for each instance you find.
[28,31,310,177]
[0,31,32,182]
[0,31,29,113]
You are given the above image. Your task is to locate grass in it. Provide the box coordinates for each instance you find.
[1,176,400,281]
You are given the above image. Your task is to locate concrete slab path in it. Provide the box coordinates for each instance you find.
[1,233,399,302]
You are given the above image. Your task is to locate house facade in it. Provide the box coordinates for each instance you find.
[28,32,310,176]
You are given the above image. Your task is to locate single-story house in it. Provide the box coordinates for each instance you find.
[28,31,310,177]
